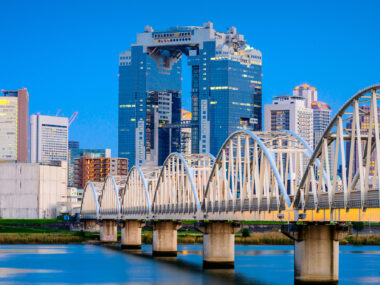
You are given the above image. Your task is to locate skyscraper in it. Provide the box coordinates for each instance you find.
[145,90,181,165]
[68,141,80,150]
[30,114,69,164]
[119,22,262,166]
[293,84,318,108]
[0,89,29,162]
[292,84,332,149]
[311,101,332,148]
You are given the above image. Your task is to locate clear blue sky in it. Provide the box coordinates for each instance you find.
[1,0,379,155]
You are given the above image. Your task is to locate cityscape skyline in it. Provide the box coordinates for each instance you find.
[1,0,380,155]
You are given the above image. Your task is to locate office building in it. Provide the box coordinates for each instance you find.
[292,84,332,149]
[30,114,69,164]
[145,90,181,166]
[0,161,67,219]
[181,109,192,154]
[293,83,318,108]
[74,157,128,189]
[311,101,332,148]
[264,94,314,147]
[68,148,111,187]
[68,141,80,149]
[0,89,29,162]
[119,22,262,165]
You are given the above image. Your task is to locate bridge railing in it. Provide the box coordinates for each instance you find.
[203,130,311,215]
[120,166,160,218]
[151,153,214,218]
[295,84,380,211]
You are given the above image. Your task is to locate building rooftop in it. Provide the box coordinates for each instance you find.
[311,101,331,110]
[294,84,317,91]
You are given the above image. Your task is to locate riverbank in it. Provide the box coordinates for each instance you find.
[0,219,96,244]
[1,219,380,245]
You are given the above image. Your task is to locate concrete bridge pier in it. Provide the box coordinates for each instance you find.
[82,219,100,232]
[282,223,349,283]
[121,220,144,249]
[198,222,240,269]
[100,220,118,242]
[152,221,181,256]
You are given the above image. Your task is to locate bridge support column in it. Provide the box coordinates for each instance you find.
[152,221,181,256]
[198,222,240,269]
[82,220,99,232]
[100,220,117,242]
[282,223,349,283]
[121,220,144,249]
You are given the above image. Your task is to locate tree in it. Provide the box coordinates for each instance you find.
[352,222,364,239]
[242,228,250,238]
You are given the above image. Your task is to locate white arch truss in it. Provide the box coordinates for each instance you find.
[152,152,214,218]
[99,175,121,219]
[203,130,311,213]
[296,84,380,211]
[120,166,160,218]
[80,181,99,220]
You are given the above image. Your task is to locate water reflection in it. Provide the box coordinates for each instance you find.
[0,245,378,284]
[0,268,59,278]
[0,248,67,255]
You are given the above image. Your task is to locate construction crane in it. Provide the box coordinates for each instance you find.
[68,112,78,127]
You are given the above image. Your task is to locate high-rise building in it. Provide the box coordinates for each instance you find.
[145,90,181,166]
[30,114,69,164]
[0,89,29,162]
[68,141,80,150]
[68,148,111,187]
[119,22,262,165]
[264,95,314,147]
[292,84,332,149]
[293,84,318,108]
[180,109,192,155]
[311,101,332,148]
[73,157,128,189]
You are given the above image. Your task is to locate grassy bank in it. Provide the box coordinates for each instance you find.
[341,234,380,245]
[1,219,380,246]
[140,231,294,245]
[142,231,380,246]
[0,220,98,244]
[0,233,87,244]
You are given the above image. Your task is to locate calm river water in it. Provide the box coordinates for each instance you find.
[0,244,379,284]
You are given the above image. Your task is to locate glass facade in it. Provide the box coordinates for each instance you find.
[119,46,181,166]
[119,23,262,166]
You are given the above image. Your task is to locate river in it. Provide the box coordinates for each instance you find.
[0,244,379,284]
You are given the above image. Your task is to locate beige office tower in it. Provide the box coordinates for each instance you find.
[0,89,29,162]
[30,114,69,164]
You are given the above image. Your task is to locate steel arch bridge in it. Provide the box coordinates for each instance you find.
[81,84,380,223]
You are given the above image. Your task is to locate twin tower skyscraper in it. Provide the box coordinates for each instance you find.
[118,22,262,166]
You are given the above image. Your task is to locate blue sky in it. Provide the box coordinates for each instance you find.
[1,0,379,155]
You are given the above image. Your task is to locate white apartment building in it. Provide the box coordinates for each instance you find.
[264,95,314,148]
[30,114,69,164]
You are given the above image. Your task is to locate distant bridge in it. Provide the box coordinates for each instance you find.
[80,85,380,283]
